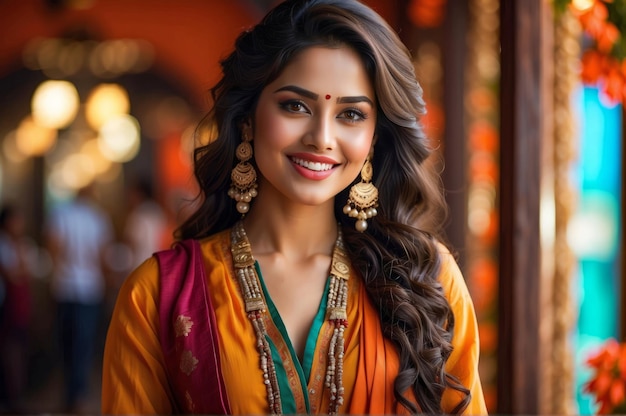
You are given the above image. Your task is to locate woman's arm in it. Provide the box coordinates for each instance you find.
[102,257,175,414]
[439,246,488,415]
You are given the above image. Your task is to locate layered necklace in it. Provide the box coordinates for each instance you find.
[230,221,350,415]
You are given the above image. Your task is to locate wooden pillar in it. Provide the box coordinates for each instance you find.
[497,0,552,413]
[442,0,469,268]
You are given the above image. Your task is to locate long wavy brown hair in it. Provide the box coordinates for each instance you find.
[176,0,470,413]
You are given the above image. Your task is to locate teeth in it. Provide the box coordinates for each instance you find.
[291,157,333,172]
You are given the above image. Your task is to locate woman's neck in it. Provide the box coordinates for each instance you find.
[242,201,338,261]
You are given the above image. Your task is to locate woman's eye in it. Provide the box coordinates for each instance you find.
[280,101,308,113]
[342,109,366,122]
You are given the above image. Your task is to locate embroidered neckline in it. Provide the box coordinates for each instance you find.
[230,221,350,415]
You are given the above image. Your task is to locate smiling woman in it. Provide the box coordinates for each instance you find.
[252,46,376,210]
[101,0,487,414]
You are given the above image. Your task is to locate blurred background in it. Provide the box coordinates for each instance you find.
[0,0,623,414]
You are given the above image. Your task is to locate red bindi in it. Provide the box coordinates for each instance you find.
[325,94,331,100]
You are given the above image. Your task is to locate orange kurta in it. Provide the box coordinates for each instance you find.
[102,230,487,414]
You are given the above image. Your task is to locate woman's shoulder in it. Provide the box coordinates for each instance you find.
[114,256,161,317]
[119,229,232,299]
[434,241,472,303]
[434,240,457,270]
[196,228,231,251]
[154,228,231,262]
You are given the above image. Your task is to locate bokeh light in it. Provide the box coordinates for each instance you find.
[97,114,140,162]
[85,83,130,130]
[15,115,58,156]
[31,80,80,130]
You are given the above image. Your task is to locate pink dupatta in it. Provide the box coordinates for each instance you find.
[155,239,231,414]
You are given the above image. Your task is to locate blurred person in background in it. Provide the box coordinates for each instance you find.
[123,177,168,269]
[0,204,33,413]
[45,184,113,413]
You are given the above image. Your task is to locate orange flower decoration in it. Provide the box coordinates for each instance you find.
[577,2,606,29]
[580,50,606,84]
[571,0,626,105]
[584,338,626,414]
[596,22,620,53]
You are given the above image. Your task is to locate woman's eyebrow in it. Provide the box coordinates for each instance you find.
[274,85,319,100]
[337,95,374,106]
[274,85,373,106]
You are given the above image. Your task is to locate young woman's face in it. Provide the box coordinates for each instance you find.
[252,45,377,208]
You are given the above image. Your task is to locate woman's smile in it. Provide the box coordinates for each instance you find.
[289,153,339,180]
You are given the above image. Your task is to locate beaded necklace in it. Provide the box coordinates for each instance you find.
[230,221,350,415]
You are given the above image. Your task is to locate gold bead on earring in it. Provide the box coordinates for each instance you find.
[343,150,378,232]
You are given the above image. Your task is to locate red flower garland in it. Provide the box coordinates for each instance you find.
[571,0,626,104]
[584,338,626,414]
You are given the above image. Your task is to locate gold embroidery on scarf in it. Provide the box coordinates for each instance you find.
[174,315,193,337]
[180,350,199,375]
[185,390,195,412]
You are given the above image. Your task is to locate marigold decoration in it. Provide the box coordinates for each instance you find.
[583,338,626,414]
[554,0,626,104]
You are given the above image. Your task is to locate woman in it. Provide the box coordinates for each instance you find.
[102,0,487,414]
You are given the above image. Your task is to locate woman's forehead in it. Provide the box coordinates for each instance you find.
[265,46,375,101]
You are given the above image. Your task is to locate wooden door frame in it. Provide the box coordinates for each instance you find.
[497,0,553,413]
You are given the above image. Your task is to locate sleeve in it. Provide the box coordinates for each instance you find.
[438,246,488,415]
[101,257,176,414]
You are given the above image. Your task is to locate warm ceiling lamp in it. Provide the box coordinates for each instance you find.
[15,115,58,156]
[80,138,112,175]
[98,114,140,162]
[85,83,130,130]
[31,80,80,130]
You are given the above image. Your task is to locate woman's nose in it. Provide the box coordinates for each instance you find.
[303,115,336,151]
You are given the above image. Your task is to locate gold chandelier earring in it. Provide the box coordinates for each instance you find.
[228,127,258,214]
[343,148,378,232]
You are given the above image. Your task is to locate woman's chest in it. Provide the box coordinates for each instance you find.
[207,263,362,414]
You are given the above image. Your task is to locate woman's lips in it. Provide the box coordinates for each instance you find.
[289,154,338,180]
